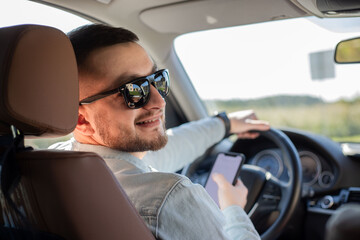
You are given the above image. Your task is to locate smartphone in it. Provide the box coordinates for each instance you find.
[204,152,245,206]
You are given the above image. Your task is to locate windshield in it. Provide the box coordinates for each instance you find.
[175,17,360,142]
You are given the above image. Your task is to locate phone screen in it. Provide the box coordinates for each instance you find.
[204,152,244,206]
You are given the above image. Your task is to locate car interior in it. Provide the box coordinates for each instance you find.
[1,0,360,239]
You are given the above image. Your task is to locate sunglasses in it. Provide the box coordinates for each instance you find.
[79,69,170,109]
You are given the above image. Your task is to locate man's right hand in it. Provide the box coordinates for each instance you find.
[212,173,248,210]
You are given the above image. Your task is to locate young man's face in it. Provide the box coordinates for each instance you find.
[78,42,168,153]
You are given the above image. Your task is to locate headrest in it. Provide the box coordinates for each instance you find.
[0,24,78,137]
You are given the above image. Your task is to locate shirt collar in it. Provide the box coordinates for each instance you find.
[71,138,153,173]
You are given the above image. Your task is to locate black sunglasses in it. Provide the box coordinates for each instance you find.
[79,69,170,109]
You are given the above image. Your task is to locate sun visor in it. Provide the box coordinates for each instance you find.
[140,0,307,34]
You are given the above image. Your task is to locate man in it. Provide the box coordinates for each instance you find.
[51,24,269,239]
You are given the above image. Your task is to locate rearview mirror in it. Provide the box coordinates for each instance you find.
[335,37,360,63]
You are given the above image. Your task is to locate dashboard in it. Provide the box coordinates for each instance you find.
[190,128,360,204]
[229,128,360,195]
[188,128,360,240]
[249,148,335,190]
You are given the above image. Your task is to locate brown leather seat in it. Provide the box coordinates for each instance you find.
[0,24,154,240]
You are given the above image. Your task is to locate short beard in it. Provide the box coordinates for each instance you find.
[94,112,168,152]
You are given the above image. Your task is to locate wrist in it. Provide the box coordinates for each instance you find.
[214,112,231,138]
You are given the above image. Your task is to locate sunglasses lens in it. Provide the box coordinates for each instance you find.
[153,71,169,97]
[123,69,169,109]
[124,80,150,108]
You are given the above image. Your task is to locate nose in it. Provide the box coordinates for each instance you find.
[143,84,166,110]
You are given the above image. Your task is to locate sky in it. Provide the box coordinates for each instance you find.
[1,0,360,102]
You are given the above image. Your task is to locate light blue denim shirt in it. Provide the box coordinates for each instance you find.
[50,117,260,240]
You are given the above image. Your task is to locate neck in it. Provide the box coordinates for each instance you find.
[74,131,101,146]
[130,151,147,159]
[74,132,148,159]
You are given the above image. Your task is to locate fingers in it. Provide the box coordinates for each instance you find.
[236,120,270,139]
[245,111,257,120]
[235,179,248,195]
[228,109,257,120]
[228,110,270,137]
[212,173,228,188]
[234,179,242,187]
[244,119,270,131]
[212,174,249,209]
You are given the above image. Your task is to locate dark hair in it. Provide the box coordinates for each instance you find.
[67,24,139,73]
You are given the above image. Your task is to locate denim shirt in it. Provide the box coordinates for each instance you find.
[50,117,260,240]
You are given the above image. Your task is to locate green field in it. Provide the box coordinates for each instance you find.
[205,95,360,142]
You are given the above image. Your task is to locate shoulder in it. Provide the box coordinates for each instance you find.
[117,172,188,215]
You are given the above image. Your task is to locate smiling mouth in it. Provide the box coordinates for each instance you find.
[136,118,159,125]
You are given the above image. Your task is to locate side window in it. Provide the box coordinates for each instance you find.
[0,0,90,31]
[0,0,91,149]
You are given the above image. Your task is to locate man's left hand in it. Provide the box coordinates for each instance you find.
[228,110,270,139]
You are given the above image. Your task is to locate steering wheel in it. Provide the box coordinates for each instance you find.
[183,128,302,240]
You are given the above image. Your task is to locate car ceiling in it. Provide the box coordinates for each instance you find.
[37,0,309,62]
[38,0,308,33]
[35,0,360,61]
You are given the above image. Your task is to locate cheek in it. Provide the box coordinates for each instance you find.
[109,112,135,129]
[97,103,136,129]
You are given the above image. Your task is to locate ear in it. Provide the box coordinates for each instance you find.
[75,107,95,136]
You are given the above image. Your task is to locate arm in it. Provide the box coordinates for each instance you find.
[156,178,259,240]
[144,110,269,172]
[144,117,225,172]
[223,206,260,240]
